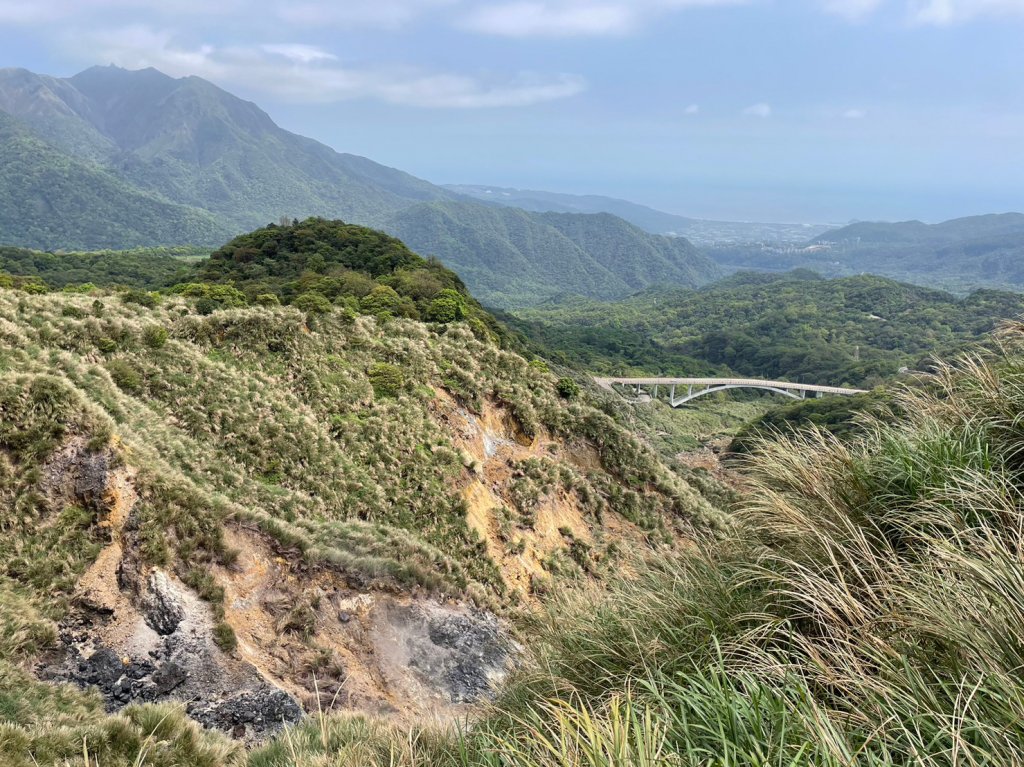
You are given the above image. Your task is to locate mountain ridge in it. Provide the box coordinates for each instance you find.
[0,65,719,306]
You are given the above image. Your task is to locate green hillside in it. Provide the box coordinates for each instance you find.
[0,217,728,763]
[710,213,1024,292]
[386,201,720,307]
[511,271,1024,387]
[0,111,230,250]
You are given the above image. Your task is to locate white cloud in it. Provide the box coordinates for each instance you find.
[843,107,867,118]
[910,0,1024,24]
[820,0,1024,23]
[684,103,700,114]
[276,0,460,28]
[74,26,586,108]
[261,44,337,64]
[461,0,749,37]
[742,102,771,117]
[820,0,885,20]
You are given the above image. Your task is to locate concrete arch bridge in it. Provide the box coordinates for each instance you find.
[594,377,867,407]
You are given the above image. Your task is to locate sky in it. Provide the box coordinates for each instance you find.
[1,0,1023,223]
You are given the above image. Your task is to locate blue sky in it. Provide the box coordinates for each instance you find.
[1,0,1022,222]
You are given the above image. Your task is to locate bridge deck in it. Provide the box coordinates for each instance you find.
[594,377,867,397]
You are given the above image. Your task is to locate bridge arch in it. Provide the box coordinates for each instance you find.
[670,383,803,405]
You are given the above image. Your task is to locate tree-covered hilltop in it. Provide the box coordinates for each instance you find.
[192,218,511,337]
[511,271,1024,387]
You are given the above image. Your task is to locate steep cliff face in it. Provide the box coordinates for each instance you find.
[0,288,724,747]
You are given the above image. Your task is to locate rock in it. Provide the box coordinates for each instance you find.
[152,661,188,694]
[427,613,509,703]
[143,570,186,635]
[188,687,303,740]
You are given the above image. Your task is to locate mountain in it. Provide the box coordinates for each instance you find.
[510,270,1024,387]
[708,213,1024,292]
[0,66,453,232]
[0,110,230,249]
[0,65,718,306]
[385,201,721,307]
[447,183,834,244]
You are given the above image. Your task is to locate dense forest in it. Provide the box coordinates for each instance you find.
[0,245,204,288]
[512,270,1024,387]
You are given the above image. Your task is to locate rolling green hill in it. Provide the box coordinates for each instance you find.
[709,213,1024,293]
[511,271,1024,387]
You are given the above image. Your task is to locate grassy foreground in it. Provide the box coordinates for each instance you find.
[249,321,1024,766]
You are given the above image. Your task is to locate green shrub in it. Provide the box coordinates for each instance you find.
[106,360,143,393]
[368,362,405,398]
[143,325,169,349]
[213,622,237,652]
[360,285,402,316]
[120,289,159,308]
[294,291,333,315]
[555,377,580,399]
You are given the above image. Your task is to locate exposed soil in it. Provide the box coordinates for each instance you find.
[38,440,514,742]
[432,389,649,602]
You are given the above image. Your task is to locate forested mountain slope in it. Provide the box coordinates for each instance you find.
[385,202,720,307]
[0,65,717,306]
[0,110,230,249]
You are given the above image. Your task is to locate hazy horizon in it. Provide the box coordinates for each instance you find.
[2,0,1022,224]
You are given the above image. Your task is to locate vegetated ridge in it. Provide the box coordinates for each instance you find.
[709,212,1024,293]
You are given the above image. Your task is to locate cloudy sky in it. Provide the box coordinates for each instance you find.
[1,0,1023,222]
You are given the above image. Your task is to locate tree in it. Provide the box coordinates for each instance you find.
[294,291,332,315]
[360,285,402,316]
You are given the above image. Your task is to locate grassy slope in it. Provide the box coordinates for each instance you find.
[0,281,722,765]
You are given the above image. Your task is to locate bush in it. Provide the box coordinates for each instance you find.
[368,362,405,398]
[360,285,402,316]
[255,293,281,306]
[556,377,580,399]
[121,289,159,308]
[212,622,237,652]
[106,359,143,393]
[143,325,169,349]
